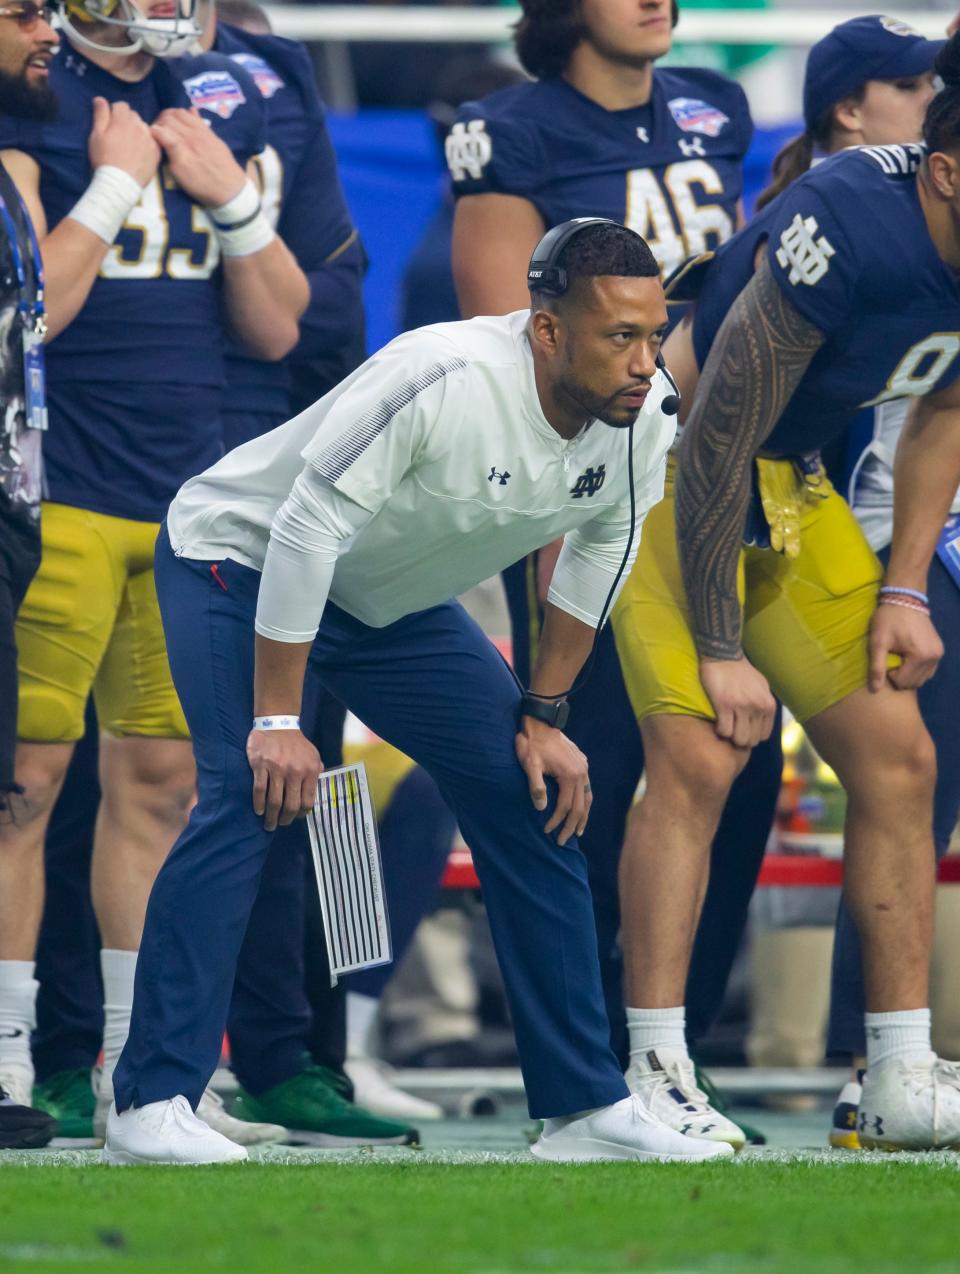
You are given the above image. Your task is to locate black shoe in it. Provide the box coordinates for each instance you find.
[0,1086,57,1149]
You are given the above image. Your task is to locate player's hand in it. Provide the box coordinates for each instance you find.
[868,603,943,692]
[246,727,323,833]
[515,717,591,846]
[150,108,247,208]
[699,656,776,749]
[88,97,160,187]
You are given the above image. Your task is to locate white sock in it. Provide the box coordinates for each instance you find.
[864,1008,932,1069]
[0,960,37,1080]
[626,1006,688,1062]
[346,992,379,1059]
[99,948,138,1102]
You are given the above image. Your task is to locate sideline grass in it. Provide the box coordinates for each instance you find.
[1,1157,960,1273]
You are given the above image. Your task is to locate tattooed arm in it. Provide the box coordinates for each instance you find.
[675,256,826,744]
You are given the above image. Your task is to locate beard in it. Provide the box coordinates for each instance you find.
[556,369,644,430]
[0,63,57,121]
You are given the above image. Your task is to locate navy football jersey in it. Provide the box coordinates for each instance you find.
[214,25,361,428]
[447,69,752,281]
[0,45,266,521]
[691,145,960,458]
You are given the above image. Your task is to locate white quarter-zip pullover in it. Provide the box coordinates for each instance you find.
[167,310,675,639]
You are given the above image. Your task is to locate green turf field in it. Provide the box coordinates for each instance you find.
[2,1148,960,1273]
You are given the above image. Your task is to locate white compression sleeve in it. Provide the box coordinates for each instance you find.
[254,468,374,643]
[547,526,641,628]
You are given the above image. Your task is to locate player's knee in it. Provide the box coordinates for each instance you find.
[7,743,72,825]
[641,719,746,813]
[107,738,196,827]
[884,725,937,802]
[851,718,937,810]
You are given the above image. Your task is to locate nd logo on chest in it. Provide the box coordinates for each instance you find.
[570,465,606,498]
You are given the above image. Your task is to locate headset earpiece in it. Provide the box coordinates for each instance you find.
[527,217,620,297]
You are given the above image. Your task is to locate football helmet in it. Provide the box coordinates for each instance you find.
[58,0,206,57]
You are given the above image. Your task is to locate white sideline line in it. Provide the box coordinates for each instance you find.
[3,1146,960,1167]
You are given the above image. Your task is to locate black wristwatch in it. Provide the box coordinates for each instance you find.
[519,694,570,731]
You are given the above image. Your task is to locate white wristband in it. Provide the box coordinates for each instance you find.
[252,715,301,731]
[209,177,275,258]
[68,165,143,245]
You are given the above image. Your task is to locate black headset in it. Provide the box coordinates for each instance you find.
[526,218,682,417]
[520,219,683,705]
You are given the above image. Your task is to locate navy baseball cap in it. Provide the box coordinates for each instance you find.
[803,15,944,127]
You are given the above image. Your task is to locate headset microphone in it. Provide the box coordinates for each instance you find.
[657,353,682,417]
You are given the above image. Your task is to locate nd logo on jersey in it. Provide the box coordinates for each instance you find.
[445,120,492,182]
[776,213,836,286]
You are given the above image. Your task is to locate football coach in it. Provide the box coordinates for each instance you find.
[105,219,732,1166]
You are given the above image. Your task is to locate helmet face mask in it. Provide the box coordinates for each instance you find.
[59,0,207,57]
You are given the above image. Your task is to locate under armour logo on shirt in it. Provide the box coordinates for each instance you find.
[678,137,706,157]
[636,127,649,143]
[488,467,511,486]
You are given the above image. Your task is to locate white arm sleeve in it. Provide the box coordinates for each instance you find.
[548,460,666,627]
[254,467,374,643]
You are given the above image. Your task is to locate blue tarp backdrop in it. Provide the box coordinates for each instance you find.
[326,111,799,355]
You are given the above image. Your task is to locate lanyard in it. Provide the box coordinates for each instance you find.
[0,185,45,337]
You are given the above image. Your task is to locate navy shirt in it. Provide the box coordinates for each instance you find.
[692,145,960,458]
[0,45,266,521]
[447,69,752,282]
[214,25,362,427]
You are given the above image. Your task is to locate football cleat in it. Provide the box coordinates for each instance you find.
[196,1088,286,1147]
[0,1072,57,1150]
[828,1071,864,1150]
[103,1096,248,1165]
[626,1049,746,1150]
[530,1094,735,1163]
[859,1054,960,1151]
[694,1062,766,1146]
[344,1057,444,1123]
[33,1068,100,1147]
[232,1063,418,1148]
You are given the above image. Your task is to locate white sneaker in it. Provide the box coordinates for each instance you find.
[0,1064,34,1109]
[102,1096,249,1164]
[530,1094,735,1163]
[196,1088,286,1146]
[859,1054,960,1151]
[344,1057,444,1122]
[625,1049,746,1151]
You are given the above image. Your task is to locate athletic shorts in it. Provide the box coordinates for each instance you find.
[611,457,883,725]
[16,503,189,742]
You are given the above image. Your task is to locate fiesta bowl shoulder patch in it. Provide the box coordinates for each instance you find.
[667,97,730,138]
[183,70,247,119]
[229,52,285,99]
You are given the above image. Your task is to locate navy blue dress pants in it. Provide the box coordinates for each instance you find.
[113,531,627,1119]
